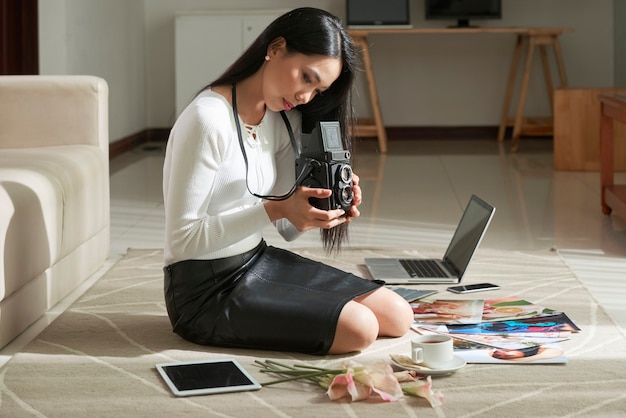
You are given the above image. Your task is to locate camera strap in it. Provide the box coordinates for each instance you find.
[231,83,313,201]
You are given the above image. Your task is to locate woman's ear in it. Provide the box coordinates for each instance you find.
[267,37,287,59]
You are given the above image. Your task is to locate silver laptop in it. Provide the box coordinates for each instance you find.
[365,194,495,284]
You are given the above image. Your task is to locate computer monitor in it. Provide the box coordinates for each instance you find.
[346,0,411,28]
[425,0,502,28]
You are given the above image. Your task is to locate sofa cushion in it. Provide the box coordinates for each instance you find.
[0,145,108,302]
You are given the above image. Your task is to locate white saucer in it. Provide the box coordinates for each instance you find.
[390,355,466,376]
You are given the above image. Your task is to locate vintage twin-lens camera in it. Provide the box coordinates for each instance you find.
[295,121,353,212]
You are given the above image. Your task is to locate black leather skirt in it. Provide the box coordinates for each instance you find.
[163,240,382,355]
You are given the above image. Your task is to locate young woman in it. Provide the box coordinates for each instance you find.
[163,7,413,355]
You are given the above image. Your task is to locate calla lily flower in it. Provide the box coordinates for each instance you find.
[401,375,445,408]
[326,361,403,402]
[256,358,445,408]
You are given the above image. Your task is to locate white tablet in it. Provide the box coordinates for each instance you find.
[155,358,262,397]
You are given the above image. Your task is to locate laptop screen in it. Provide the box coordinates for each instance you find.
[443,195,495,277]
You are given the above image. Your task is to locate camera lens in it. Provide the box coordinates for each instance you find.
[340,185,353,204]
[339,165,352,183]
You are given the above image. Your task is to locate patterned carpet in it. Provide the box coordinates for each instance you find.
[1,247,625,417]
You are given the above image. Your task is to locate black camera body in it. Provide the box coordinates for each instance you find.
[295,121,353,212]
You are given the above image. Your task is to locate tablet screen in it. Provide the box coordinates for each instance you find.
[156,359,261,396]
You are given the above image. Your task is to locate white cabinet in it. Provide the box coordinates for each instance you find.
[175,10,286,116]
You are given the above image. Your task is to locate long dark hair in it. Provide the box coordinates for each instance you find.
[206,7,360,253]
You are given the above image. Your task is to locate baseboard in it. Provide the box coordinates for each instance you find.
[109,125,523,159]
[385,126,502,140]
[109,128,170,159]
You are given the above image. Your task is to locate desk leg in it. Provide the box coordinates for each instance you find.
[552,37,569,87]
[511,35,535,153]
[498,34,523,142]
[541,35,569,122]
[539,44,554,109]
[354,35,388,153]
[506,34,568,152]
[600,104,614,215]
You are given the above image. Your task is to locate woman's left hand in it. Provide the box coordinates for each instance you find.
[346,173,362,221]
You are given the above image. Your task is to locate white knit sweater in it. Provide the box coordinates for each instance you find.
[163,90,303,265]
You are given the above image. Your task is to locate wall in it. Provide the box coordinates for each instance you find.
[38,0,146,143]
[616,0,626,87]
[39,0,617,141]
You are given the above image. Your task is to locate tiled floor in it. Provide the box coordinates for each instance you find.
[2,137,626,367]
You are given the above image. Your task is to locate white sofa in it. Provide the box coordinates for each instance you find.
[0,75,110,349]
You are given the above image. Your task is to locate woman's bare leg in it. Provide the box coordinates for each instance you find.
[356,287,414,336]
[327,288,413,354]
[327,300,379,354]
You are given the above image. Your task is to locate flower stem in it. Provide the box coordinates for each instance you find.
[260,370,337,386]
[255,360,345,387]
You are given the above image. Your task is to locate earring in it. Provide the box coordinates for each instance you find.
[264,55,270,61]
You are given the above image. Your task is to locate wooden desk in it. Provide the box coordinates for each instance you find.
[348,27,573,153]
[600,94,626,221]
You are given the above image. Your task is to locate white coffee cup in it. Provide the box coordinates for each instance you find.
[411,334,454,369]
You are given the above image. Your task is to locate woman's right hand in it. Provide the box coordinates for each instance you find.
[264,186,347,231]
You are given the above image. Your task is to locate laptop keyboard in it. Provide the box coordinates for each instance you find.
[399,259,449,278]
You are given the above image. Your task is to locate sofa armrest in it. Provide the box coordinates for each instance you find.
[0,75,109,156]
[0,184,11,299]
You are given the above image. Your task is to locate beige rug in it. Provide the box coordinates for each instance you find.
[1,247,626,417]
